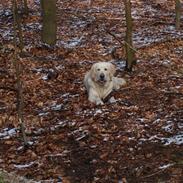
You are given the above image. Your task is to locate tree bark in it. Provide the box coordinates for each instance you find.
[12,0,28,146]
[175,0,181,30]
[23,0,29,15]
[41,0,57,45]
[12,0,24,51]
[124,0,135,71]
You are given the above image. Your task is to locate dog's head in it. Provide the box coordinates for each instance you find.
[90,62,116,85]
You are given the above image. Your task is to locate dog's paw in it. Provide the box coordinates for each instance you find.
[89,96,104,105]
[118,78,126,86]
[96,100,104,105]
[113,77,126,90]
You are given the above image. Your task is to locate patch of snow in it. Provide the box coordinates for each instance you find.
[51,120,76,130]
[138,135,159,144]
[109,96,117,104]
[168,25,175,31]
[68,127,89,141]
[51,104,63,111]
[14,161,36,169]
[77,107,110,117]
[47,153,65,158]
[50,120,75,131]
[56,65,65,70]
[94,109,103,116]
[38,112,49,117]
[80,97,131,117]
[139,133,183,146]
[32,68,43,73]
[2,30,12,38]
[71,19,92,29]
[33,128,45,136]
[71,94,80,98]
[17,141,35,151]
[17,146,24,151]
[113,60,126,71]
[137,118,146,123]
[0,128,17,139]
[131,9,141,20]
[162,123,173,133]
[161,59,172,66]
[0,9,12,17]
[68,36,84,48]
[27,141,34,146]
[76,133,88,141]
[0,107,7,110]
[24,23,41,31]
[174,47,183,54]
[58,120,68,127]
[37,101,67,117]
[0,131,7,138]
[178,122,183,129]
[128,137,136,141]
[62,93,70,98]
[163,134,183,146]
[134,25,183,48]
[42,75,48,80]
[153,118,162,124]
[159,163,174,169]
[90,145,97,149]
[8,128,16,136]
[57,36,84,48]
[103,136,109,142]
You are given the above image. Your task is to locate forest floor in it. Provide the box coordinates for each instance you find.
[0,0,183,182]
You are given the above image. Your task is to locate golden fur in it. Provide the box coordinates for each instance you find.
[84,62,126,105]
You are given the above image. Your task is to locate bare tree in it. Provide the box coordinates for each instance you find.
[19,0,29,14]
[12,0,28,146]
[23,0,29,15]
[124,0,135,71]
[12,0,24,51]
[175,0,181,29]
[41,0,57,45]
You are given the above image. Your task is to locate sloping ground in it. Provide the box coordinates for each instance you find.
[0,0,183,182]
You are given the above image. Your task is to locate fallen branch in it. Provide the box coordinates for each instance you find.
[105,29,139,54]
[140,163,175,179]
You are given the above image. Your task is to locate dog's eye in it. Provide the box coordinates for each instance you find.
[104,68,107,71]
[97,68,100,71]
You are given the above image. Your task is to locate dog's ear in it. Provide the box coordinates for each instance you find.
[90,64,97,81]
[109,63,116,77]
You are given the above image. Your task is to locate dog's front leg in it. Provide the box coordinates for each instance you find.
[113,77,126,90]
[88,89,104,105]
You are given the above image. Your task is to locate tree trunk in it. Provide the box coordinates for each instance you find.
[124,0,135,71]
[41,0,57,45]
[12,0,24,51]
[12,0,28,146]
[23,0,29,15]
[175,0,181,30]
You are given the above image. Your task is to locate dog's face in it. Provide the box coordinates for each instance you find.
[90,62,116,85]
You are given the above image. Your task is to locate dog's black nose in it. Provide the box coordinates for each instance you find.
[100,73,105,80]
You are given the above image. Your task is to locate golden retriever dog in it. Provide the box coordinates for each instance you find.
[84,62,126,105]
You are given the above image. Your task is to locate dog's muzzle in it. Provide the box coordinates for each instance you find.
[100,73,105,80]
[98,73,106,84]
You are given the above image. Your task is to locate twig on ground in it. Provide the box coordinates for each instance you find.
[105,29,139,54]
[140,163,175,179]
